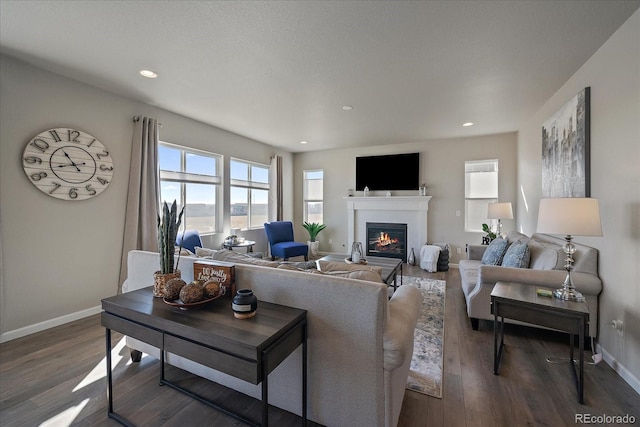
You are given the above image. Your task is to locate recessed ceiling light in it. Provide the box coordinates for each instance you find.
[342,105,353,111]
[463,122,474,127]
[139,69,158,78]
[299,141,308,144]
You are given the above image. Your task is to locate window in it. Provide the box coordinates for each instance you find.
[230,158,270,230]
[303,170,323,223]
[159,143,221,234]
[465,159,498,233]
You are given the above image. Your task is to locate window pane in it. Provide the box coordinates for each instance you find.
[230,160,248,181]
[305,179,323,199]
[465,171,498,198]
[186,153,216,176]
[304,170,323,180]
[230,186,248,230]
[466,199,497,232]
[159,145,181,172]
[251,165,269,183]
[160,181,181,205]
[251,189,269,228]
[185,183,216,233]
[305,202,323,224]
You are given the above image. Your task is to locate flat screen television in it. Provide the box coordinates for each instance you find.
[355,152,420,191]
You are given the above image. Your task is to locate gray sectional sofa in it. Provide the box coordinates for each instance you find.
[459,231,602,337]
[121,249,421,427]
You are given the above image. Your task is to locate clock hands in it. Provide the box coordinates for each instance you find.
[58,149,85,172]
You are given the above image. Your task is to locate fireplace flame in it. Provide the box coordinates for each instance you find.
[376,232,399,248]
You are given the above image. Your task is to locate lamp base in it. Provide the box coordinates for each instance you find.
[553,287,585,302]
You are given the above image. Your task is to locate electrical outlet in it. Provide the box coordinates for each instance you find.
[329,239,333,245]
[456,247,462,254]
[456,210,461,217]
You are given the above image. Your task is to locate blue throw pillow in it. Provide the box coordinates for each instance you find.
[501,240,531,268]
[481,237,509,265]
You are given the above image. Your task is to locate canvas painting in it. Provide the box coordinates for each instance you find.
[541,87,590,197]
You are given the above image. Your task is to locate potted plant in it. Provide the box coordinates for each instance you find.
[153,200,185,297]
[481,223,497,245]
[302,221,326,258]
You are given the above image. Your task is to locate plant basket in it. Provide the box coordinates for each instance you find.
[153,270,181,298]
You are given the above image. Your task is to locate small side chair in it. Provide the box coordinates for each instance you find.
[175,230,202,254]
[264,221,308,261]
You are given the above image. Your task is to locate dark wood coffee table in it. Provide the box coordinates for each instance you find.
[318,254,403,291]
[102,287,307,426]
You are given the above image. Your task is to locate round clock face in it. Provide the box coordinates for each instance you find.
[22,128,114,200]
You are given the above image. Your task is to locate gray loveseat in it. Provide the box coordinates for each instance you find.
[459,231,602,337]
[122,250,421,427]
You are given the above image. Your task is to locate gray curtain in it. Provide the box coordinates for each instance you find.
[118,117,160,293]
[269,155,283,221]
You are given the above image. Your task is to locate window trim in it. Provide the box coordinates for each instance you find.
[230,158,270,230]
[464,159,499,233]
[159,142,222,235]
[303,169,324,223]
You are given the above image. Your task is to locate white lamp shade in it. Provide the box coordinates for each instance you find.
[487,202,513,220]
[536,198,602,237]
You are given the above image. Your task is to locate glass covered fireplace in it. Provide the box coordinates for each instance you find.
[366,222,408,262]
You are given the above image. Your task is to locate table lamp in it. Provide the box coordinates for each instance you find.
[487,202,513,237]
[536,198,602,302]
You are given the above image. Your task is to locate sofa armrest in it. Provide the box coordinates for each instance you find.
[478,265,602,296]
[467,244,487,261]
[383,285,421,371]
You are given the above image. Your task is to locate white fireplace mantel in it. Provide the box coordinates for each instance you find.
[345,196,432,261]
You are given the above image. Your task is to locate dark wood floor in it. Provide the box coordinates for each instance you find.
[1,266,638,426]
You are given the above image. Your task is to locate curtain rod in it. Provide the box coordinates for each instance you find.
[132,116,162,127]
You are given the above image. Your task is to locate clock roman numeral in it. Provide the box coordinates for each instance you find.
[49,130,62,142]
[30,138,50,153]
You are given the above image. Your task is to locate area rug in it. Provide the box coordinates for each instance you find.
[403,277,446,398]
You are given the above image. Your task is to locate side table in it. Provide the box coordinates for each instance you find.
[491,281,589,403]
[222,240,256,252]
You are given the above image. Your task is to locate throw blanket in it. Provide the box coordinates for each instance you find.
[420,245,441,272]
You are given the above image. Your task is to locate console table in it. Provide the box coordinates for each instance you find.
[491,281,589,403]
[101,287,307,426]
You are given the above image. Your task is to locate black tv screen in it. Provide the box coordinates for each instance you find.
[355,153,420,191]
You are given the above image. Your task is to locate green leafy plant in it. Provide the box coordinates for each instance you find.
[302,222,327,242]
[482,223,497,243]
[157,200,185,274]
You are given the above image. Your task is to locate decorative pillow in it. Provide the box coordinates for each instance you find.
[528,240,560,270]
[480,237,509,265]
[195,246,217,258]
[501,240,531,268]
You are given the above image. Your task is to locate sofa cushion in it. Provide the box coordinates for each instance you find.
[501,240,531,268]
[481,237,509,265]
[528,239,561,270]
[212,249,280,267]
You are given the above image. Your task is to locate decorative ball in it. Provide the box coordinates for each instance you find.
[203,280,221,298]
[164,278,186,300]
[180,282,204,303]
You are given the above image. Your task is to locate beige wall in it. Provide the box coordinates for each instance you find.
[293,132,518,263]
[517,10,639,387]
[0,55,293,339]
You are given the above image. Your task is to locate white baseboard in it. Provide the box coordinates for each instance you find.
[596,343,640,395]
[0,305,102,343]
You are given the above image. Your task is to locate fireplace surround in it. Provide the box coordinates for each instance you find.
[345,196,432,265]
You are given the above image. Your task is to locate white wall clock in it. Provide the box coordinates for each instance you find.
[22,127,114,200]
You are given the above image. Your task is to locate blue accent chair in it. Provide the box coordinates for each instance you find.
[176,230,203,254]
[264,221,308,261]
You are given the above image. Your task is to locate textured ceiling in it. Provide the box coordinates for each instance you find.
[1,1,638,152]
